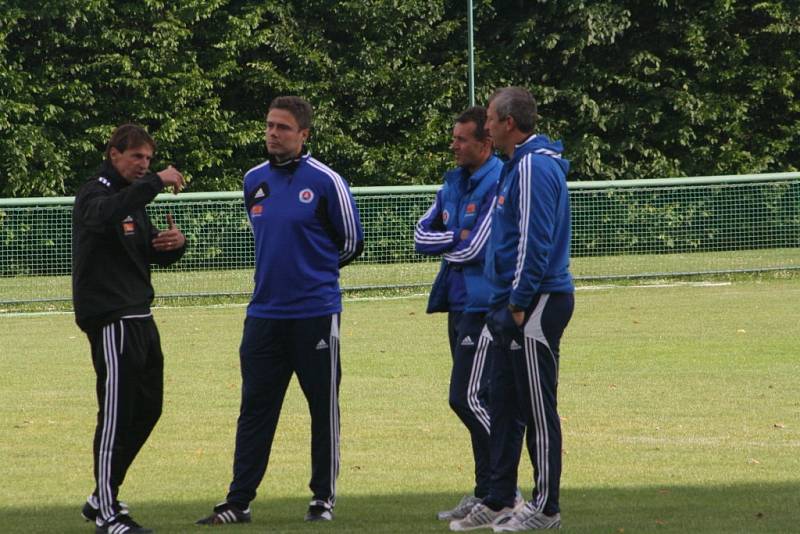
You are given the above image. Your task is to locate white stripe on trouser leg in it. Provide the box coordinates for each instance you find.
[466,325,492,434]
[522,296,550,513]
[99,322,121,523]
[525,294,558,384]
[328,314,341,507]
[524,294,551,351]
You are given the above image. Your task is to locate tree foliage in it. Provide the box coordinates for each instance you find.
[0,0,798,196]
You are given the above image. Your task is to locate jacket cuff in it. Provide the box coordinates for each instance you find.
[145,172,165,193]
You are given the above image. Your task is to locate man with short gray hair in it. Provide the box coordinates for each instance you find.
[450,87,574,532]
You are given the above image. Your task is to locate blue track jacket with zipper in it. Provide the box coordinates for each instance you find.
[485,135,574,309]
[243,152,364,319]
[415,156,502,313]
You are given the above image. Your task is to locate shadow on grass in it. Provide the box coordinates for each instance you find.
[3,483,799,533]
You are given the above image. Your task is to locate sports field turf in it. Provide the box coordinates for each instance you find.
[1,275,799,533]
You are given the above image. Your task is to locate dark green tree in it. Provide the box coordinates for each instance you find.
[0,0,798,195]
[471,0,800,181]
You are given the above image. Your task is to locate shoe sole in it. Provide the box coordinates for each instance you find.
[493,529,560,532]
[493,519,561,531]
[196,518,251,526]
[450,521,500,531]
[304,514,333,522]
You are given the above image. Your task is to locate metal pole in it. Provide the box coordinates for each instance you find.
[468,0,475,106]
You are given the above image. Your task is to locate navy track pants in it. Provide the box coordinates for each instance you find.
[485,293,574,515]
[448,311,494,498]
[227,314,341,509]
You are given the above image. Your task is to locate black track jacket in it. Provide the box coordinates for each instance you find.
[72,162,185,332]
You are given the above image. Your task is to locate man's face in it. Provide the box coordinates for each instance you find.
[451,121,488,171]
[109,144,154,182]
[486,101,510,154]
[265,108,308,161]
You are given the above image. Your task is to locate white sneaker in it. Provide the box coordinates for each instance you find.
[449,503,515,531]
[492,503,561,531]
[438,495,482,520]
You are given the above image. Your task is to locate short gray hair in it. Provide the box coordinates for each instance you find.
[488,87,538,134]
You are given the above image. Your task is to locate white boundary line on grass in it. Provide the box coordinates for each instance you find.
[621,435,800,448]
[347,293,428,302]
[580,281,732,291]
[0,282,731,318]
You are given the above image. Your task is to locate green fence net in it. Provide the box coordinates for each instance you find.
[1,174,798,305]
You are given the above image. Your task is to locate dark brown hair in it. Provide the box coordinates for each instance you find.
[455,106,489,141]
[268,96,313,130]
[104,124,156,159]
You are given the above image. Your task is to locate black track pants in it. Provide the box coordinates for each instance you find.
[87,317,163,524]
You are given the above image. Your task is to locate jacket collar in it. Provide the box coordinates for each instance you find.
[98,161,130,189]
[515,134,539,150]
[451,154,501,188]
[466,155,501,185]
[268,145,310,173]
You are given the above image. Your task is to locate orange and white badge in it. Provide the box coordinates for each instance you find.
[122,216,135,235]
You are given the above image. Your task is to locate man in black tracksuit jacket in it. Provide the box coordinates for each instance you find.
[72,124,186,534]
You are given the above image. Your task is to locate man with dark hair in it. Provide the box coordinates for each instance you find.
[197,95,364,526]
[452,87,574,532]
[415,106,507,522]
[72,123,186,534]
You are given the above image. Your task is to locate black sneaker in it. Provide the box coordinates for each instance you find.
[304,501,333,522]
[95,514,152,534]
[81,495,129,523]
[195,502,252,526]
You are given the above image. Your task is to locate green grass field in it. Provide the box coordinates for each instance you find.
[1,275,799,533]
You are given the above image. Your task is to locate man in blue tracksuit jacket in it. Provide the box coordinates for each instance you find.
[198,96,364,527]
[414,107,504,522]
[450,88,574,532]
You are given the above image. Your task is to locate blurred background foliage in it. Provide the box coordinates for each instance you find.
[0,0,798,196]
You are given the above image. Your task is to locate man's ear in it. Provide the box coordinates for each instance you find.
[505,115,517,134]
